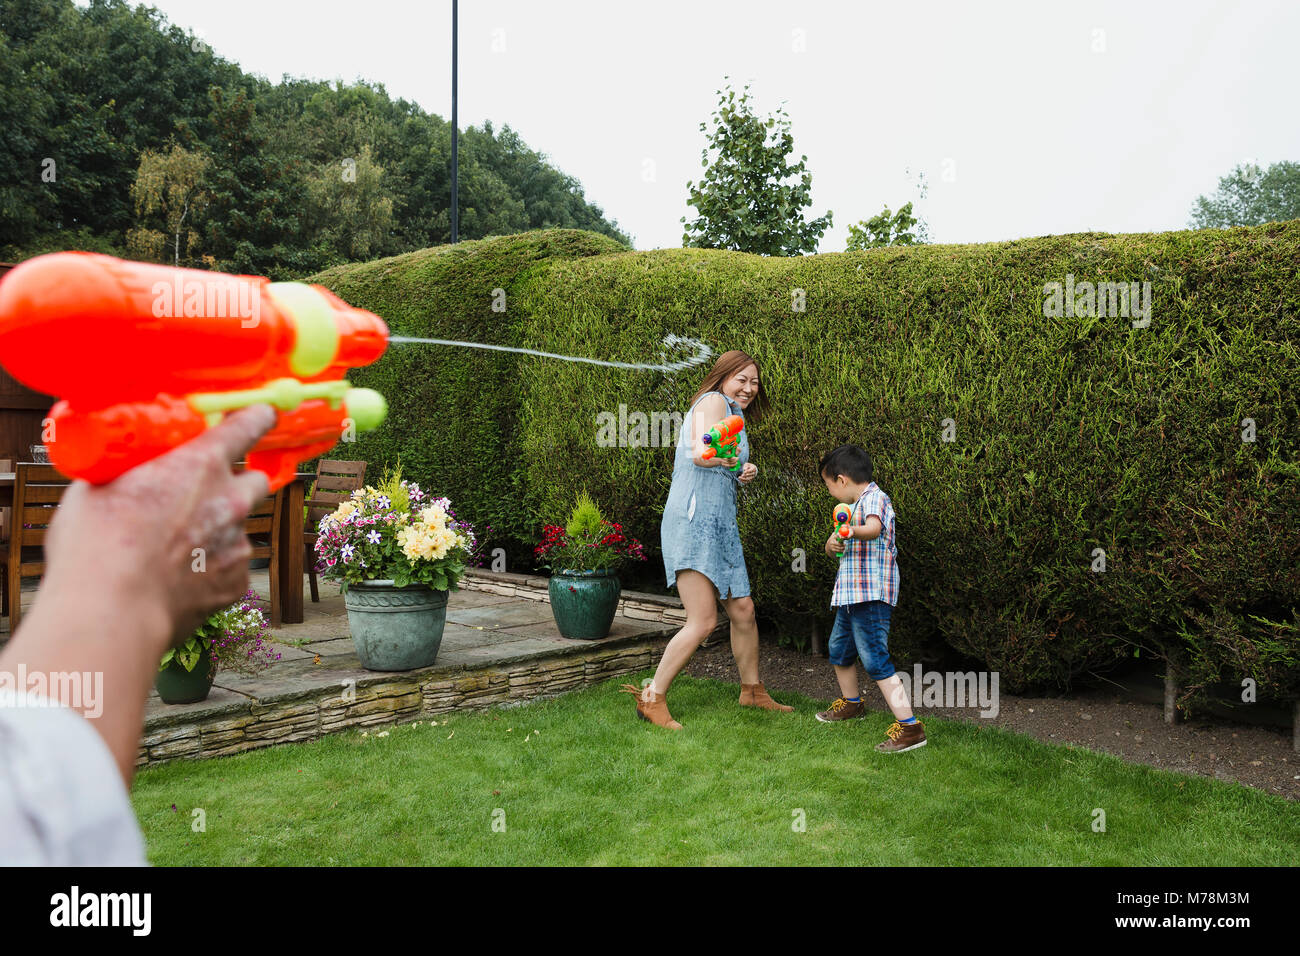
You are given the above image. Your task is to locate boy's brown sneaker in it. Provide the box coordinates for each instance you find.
[815,697,865,722]
[876,719,927,753]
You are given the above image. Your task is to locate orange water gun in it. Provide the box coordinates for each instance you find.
[832,503,852,560]
[700,414,744,471]
[0,252,389,491]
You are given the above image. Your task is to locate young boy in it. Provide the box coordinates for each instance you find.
[817,444,926,752]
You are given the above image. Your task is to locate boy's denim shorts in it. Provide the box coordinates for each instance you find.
[827,600,895,680]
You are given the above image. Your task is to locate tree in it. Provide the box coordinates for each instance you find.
[466,122,629,244]
[199,86,311,279]
[846,168,932,251]
[0,1,629,265]
[0,0,128,249]
[0,0,242,257]
[1188,161,1300,229]
[681,81,831,256]
[302,144,397,267]
[126,142,212,265]
[846,202,923,250]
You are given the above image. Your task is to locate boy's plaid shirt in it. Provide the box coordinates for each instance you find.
[830,482,899,607]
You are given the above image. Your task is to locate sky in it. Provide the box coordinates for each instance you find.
[136,0,1299,251]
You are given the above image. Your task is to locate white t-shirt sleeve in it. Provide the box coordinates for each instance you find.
[0,690,147,866]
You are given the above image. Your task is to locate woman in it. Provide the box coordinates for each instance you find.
[621,350,793,727]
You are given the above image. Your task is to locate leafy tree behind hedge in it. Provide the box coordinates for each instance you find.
[125,142,211,265]
[846,202,923,250]
[681,81,832,256]
[1189,161,1300,228]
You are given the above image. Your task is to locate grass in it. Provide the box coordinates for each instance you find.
[131,675,1300,865]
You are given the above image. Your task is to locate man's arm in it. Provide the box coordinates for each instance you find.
[0,404,275,786]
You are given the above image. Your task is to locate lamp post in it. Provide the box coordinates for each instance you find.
[450,0,459,244]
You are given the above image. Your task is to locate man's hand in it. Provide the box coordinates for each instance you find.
[40,404,276,650]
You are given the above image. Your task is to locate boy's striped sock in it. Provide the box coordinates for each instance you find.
[845,696,860,703]
[899,715,918,725]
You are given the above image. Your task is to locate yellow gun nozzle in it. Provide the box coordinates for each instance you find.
[344,388,386,433]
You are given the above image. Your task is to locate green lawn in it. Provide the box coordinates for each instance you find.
[131,675,1299,865]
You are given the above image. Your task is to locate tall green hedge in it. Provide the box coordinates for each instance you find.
[313,225,1300,710]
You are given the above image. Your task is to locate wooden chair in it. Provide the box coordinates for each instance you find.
[304,459,367,602]
[4,463,73,635]
[0,458,12,546]
[0,458,12,623]
[246,488,285,627]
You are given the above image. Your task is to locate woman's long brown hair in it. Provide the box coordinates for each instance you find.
[689,349,770,424]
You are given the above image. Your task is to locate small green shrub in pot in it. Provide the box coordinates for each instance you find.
[535,491,646,640]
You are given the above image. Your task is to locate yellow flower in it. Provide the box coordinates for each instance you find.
[397,525,432,561]
[399,524,438,560]
[394,519,466,563]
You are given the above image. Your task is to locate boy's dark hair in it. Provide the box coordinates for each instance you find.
[819,444,873,483]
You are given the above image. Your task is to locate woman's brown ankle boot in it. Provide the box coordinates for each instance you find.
[619,683,683,729]
[739,681,794,712]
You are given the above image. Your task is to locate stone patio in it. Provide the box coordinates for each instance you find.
[131,568,706,767]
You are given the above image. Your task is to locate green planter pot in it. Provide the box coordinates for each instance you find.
[344,579,449,671]
[548,568,621,640]
[155,646,216,704]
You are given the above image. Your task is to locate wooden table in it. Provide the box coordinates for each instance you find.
[0,470,310,626]
[277,474,309,625]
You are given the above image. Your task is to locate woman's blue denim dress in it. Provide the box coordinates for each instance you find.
[661,390,750,599]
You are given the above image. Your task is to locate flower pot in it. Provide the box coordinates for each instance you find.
[548,568,621,640]
[344,579,449,671]
[155,646,216,704]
